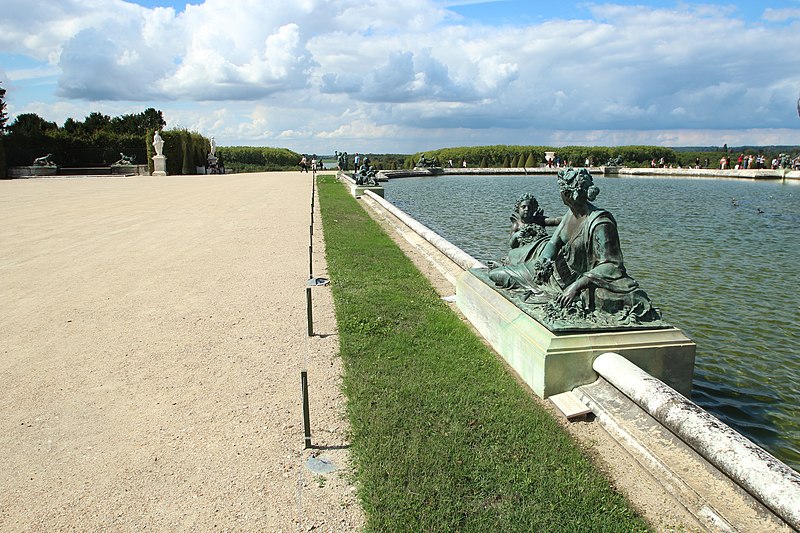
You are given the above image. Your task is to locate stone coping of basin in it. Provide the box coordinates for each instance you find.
[456,269,696,399]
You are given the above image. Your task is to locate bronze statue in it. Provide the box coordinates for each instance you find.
[32,153,55,166]
[483,167,662,329]
[416,154,440,168]
[113,153,135,165]
[335,151,349,171]
[509,193,561,250]
[354,163,378,186]
[488,193,561,268]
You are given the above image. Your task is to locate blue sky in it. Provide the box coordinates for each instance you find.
[2,0,800,153]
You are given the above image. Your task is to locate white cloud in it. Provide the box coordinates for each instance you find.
[2,0,800,153]
[762,8,800,22]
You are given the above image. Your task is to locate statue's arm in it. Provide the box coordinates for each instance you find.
[540,215,568,260]
[583,221,626,286]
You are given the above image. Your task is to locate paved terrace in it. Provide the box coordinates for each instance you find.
[0,173,362,531]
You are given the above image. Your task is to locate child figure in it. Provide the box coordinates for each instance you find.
[509,193,560,250]
[488,193,561,268]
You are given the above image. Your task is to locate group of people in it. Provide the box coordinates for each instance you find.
[299,155,324,173]
[720,153,799,170]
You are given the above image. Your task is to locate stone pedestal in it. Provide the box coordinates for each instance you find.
[350,184,384,198]
[8,166,57,178]
[456,270,696,398]
[152,155,167,176]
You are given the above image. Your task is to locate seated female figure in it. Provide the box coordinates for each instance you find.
[488,167,659,323]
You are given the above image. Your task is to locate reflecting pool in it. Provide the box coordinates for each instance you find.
[384,173,800,472]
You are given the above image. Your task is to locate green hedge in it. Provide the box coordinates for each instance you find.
[4,130,148,167]
[0,138,6,178]
[3,127,212,175]
[217,146,301,172]
[409,145,679,168]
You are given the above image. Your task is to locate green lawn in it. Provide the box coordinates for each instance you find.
[317,175,649,532]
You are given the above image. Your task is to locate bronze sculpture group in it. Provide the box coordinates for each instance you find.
[354,157,379,186]
[480,167,663,330]
[416,154,440,168]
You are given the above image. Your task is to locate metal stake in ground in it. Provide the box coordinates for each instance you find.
[306,286,313,337]
[301,370,312,449]
[308,244,314,280]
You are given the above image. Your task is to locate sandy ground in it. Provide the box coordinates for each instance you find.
[0,172,363,532]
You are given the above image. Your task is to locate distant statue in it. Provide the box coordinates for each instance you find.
[354,163,378,186]
[485,167,661,327]
[32,153,55,166]
[335,150,348,171]
[153,131,164,156]
[416,154,439,168]
[605,155,623,167]
[113,153,135,165]
[209,136,216,157]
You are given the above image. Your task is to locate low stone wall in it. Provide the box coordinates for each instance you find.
[613,166,788,180]
[378,166,799,181]
[594,352,800,530]
[7,166,58,178]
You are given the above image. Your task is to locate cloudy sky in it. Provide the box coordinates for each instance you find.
[2,0,800,153]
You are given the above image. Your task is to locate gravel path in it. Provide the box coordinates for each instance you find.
[0,172,363,531]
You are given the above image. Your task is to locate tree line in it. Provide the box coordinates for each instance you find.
[1,104,169,170]
[405,144,799,169]
[0,83,300,176]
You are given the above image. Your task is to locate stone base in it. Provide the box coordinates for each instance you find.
[8,166,57,178]
[111,165,147,175]
[152,154,167,176]
[350,184,384,197]
[456,270,696,398]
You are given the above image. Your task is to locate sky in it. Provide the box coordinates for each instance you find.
[2,0,800,154]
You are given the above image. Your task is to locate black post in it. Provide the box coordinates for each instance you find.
[301,370,312,449]
[306,286,313,337]
[308,244,313,279]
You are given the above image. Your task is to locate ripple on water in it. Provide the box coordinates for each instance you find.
[385,174,800,472]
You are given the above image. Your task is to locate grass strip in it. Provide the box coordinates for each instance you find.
[317,175,649,532]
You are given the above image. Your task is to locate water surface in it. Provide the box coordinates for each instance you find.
[384,173,800,471]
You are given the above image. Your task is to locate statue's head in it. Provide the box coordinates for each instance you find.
[514,193,541,222]
[557,167,599,202]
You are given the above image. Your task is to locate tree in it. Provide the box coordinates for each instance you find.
[109,108,166,136]
[0,82,6,178]
[7,113,58,135]
[525,153,535,167]
[0,81,7,132]
[141,108,166,131]
[63,117,80,134]
[81,112,112,134]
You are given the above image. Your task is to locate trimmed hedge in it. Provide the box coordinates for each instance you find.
[409,145,679,168]
[0,138,6,178]
[217,146,301,172]
[4,130,148,167]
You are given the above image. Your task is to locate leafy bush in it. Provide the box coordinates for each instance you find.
[217,146,301,172]
[413,145,680,168]
[0,139,6,178]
